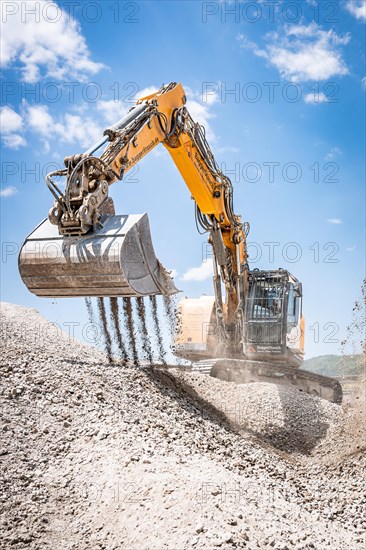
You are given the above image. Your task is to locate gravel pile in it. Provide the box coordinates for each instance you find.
[168,371,341,454]
[313,375,366,464]
[0,302,365,550]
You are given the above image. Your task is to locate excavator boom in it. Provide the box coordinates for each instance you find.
[19,82,246,310]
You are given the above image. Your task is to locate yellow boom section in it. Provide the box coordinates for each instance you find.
[101,83,247,266]
[102,84,231,225]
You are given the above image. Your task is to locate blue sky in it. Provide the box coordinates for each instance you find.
[1,0,365,358]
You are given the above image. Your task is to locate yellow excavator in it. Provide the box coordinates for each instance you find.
[18,82,342,403]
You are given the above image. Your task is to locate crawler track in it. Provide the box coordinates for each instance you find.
[209,358,343,404]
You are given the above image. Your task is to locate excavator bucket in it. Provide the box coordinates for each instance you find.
[18,213,178,298]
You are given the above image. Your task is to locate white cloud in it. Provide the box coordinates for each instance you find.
[362,77,366,89]
[304,92,329,104]
[0,106,26,148]
[346,245,356,252]
[27,105,54,135]
[0,102,105,151]
[0,106,23,133]
[215,145,240,153]
[2,134,26,149]
[327,218,342,224]
[203,92,219,106]
[0,0,105,82]
[183,86,217,141]
[324,147,342,161]
[200,81,222,106]
[23,104,102,149]
[186,99,216,141]
[96,100,133,126]
[236,33,265,57]
[182,261,213,282]
[0,186,18,198]
[345,0,366,21]
[138,86,162,100]
[57,114,103,147]
[239,23,350,82]
[96,86,159,126]
[40,138,50,153]
[54,114,102,148]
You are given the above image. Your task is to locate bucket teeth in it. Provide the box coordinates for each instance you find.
[19,213,178,298]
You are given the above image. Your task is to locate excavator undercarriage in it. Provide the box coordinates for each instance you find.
[174,270,342,404]
[210,360,343,404]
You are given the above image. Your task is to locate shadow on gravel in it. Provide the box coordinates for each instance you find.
[260,385,331,455]
[144,367,240,435]
[145,368,333,456]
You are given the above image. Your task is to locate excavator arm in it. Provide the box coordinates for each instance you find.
[28,82,248,348]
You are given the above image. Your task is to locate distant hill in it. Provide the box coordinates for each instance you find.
[303,354,365,378]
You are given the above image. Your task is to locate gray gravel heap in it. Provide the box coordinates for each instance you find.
[168,371,342,454]
[0,302,365,550]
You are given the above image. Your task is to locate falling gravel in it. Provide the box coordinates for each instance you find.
[163,294,175,333]
[0,302,365,550]
[109,297,128,365]
[149,295,166,364]
[97,297,113,363]
[122,297,139,366]
[84,297,95,325]
[136,297,154,363]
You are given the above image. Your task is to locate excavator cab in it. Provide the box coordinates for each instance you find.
[174,269,304,367]
[243,270,304,367]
